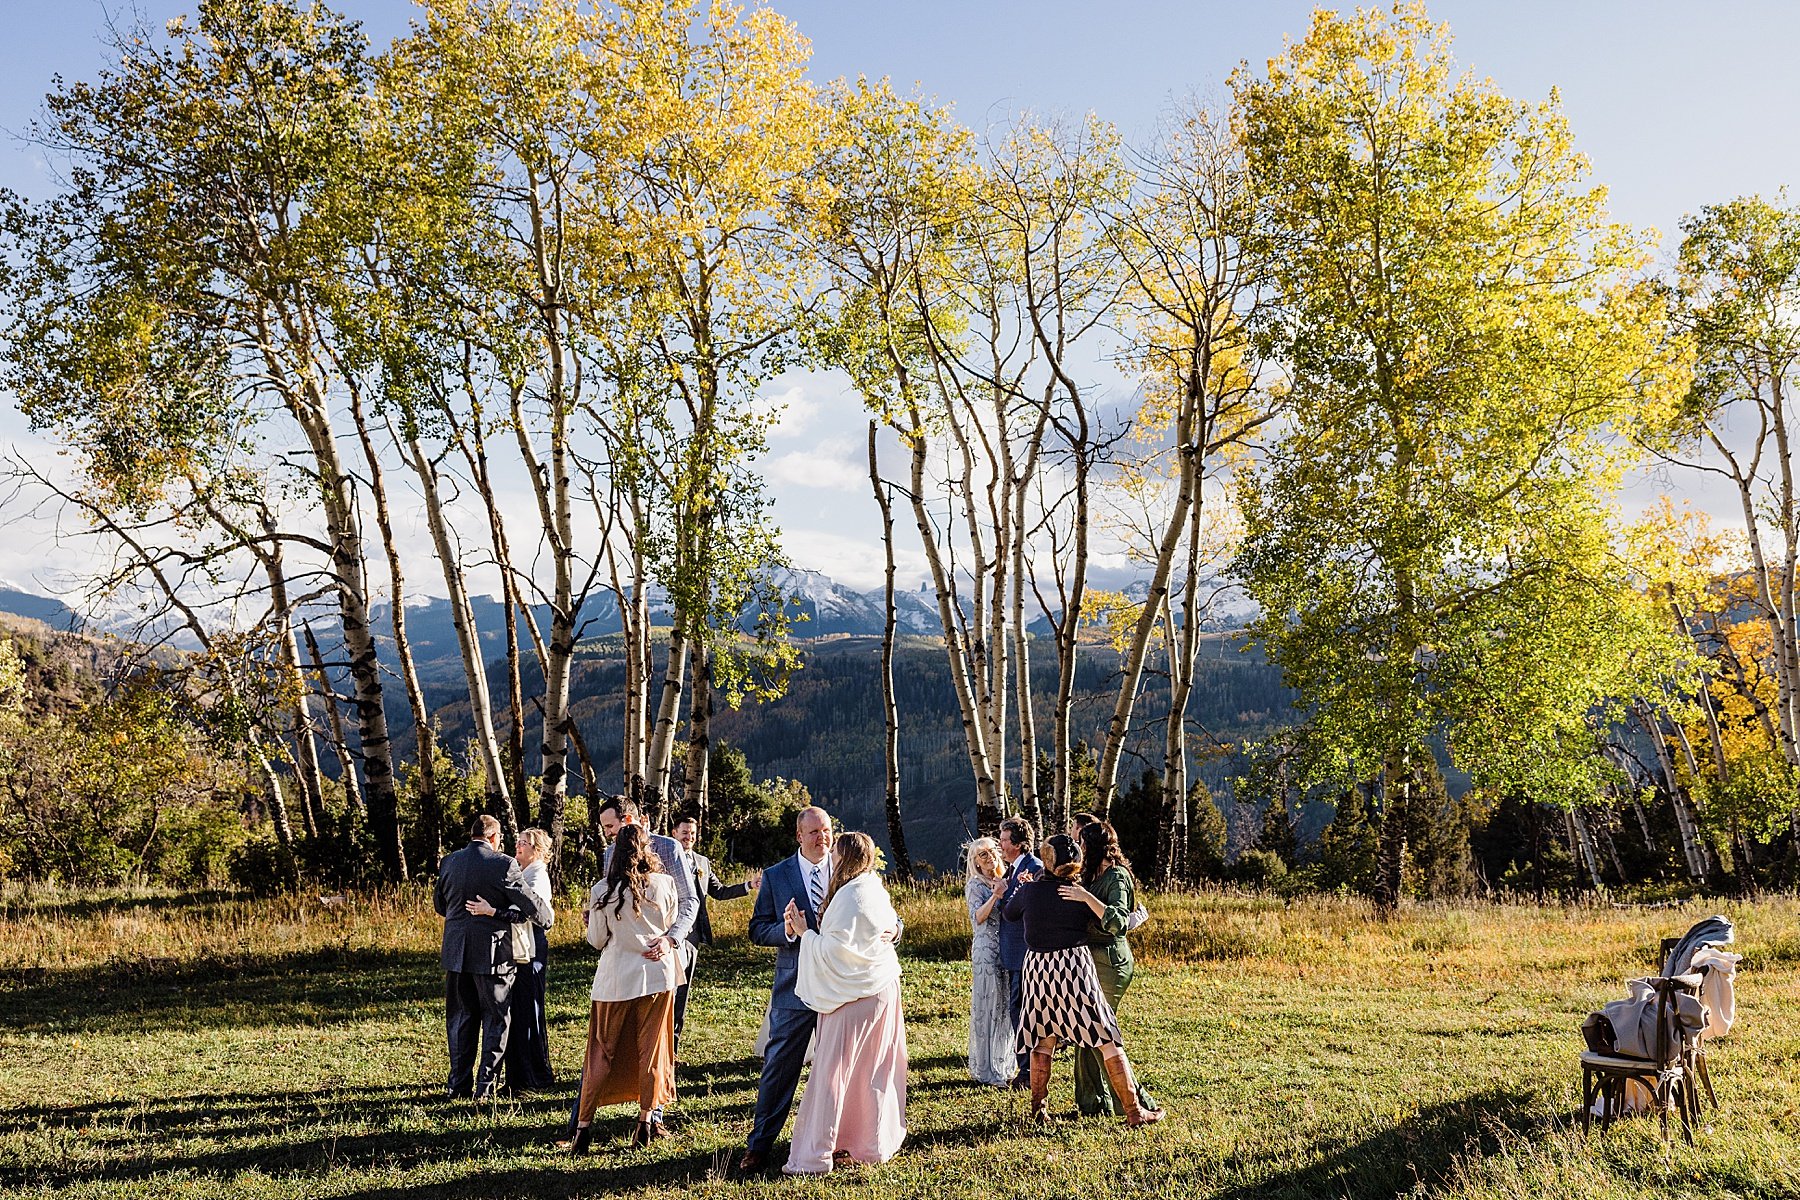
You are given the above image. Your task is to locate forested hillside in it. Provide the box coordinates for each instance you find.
[413,631,1289,871]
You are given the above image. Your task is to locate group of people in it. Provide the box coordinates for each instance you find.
[964,814,1162,1125]
[432,800,1161,1177]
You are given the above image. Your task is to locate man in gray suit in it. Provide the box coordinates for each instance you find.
[433,814,552,1100]
[670,814,761,1053]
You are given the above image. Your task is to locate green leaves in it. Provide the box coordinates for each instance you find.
[1231,1,1693,802]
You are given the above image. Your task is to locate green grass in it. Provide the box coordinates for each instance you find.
[2,884,1798,1198]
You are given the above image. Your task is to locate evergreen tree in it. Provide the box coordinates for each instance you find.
[1405,760,1478,899]
[1318,787,1379,894]
[1188,781,1228,881]
[1110,769,1163,877]
[1256,794,1297,866]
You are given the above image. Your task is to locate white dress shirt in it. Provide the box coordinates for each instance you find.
[788,853,832,942]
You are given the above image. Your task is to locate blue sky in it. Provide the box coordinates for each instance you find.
[1,1,1792,594]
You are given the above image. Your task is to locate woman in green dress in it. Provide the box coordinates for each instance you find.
[1063,820,1162,1118]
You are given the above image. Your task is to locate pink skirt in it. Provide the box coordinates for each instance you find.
[785,981,908,1173]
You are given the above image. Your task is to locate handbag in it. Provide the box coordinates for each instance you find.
[510,920,534,965]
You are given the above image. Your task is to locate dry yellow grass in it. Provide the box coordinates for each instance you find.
[2,883,1796,1198]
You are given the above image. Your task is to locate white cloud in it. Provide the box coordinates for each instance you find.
[768,438,868,493]
[761,384,819,439]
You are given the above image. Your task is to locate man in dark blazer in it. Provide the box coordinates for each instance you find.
[736,805,832,1173]
[671,815,761,1053]
[736,806,899,1174]
[433,814,552,1100]
[997,815,1042,1089]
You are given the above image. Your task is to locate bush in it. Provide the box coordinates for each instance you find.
[228,833,295,896]
[0,679,247,887]
[1232,848,1289,889]
[706,741,812,868]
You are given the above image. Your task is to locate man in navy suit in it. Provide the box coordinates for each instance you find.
[996,815,1042,1089]
[433,814,552,1100]
[735,805,900,1173]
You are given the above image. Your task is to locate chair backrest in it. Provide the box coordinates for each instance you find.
[1647,977,1680,1068]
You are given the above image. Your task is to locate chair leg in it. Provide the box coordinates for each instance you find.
[1697,1053,1718,1110]
[1580,1068,1593,1135]
[1657,1078,1671,1143]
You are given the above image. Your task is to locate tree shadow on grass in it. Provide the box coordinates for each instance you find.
[0,1084,537,1190]
[1216,1087,1549,1200]
[0,945,444,1035]
[328,1151,740,1200]
[3,1082,762,1197]
[0,1084,432,1138]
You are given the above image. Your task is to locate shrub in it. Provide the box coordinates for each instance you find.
[1232,848,1289,889]
[228,834,295,896]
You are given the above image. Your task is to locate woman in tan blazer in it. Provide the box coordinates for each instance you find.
[569,823,681,1151]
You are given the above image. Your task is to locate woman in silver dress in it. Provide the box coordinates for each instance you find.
[963,836,1014,1085]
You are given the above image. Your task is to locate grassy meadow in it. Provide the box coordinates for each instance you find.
[2,884,1798,1199]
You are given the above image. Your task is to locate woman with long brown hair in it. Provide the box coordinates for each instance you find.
[1066,820,1161,1118]
[567,822,680,1152]
[1003,833,1162,1128]
[779,831,908,1173]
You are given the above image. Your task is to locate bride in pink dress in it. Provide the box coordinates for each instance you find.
[780,831,907,1174]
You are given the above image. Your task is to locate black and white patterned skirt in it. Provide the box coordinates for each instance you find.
[1016,945,1122,1052]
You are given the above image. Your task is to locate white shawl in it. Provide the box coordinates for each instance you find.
[796,871,902,1015]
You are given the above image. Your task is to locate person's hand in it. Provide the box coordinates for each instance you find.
[465,896,497,917]
[641,936,669,961]
[1015,870,1037,885]
[1058,883,1095,906]
[747,869,763,891]
[880,924,900,944]
[784,898,804,938]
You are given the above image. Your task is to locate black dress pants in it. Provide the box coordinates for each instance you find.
[446,966,517,1098]
[672,944,698,1053]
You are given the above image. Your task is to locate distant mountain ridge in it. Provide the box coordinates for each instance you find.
[0,584,80,631]
[0,567,1245,652]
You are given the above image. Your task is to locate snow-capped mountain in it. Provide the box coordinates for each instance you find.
[0,567,1250,656]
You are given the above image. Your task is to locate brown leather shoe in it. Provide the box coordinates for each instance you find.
[735,1149,769,1175]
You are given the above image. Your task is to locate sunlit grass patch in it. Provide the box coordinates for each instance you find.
[2,885,1796,1199]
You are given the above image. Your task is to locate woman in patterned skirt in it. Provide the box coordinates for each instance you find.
[1068,820,1161,1117]
[1002,833,1163,1128]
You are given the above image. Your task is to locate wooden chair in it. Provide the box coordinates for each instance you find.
[1658,935,1720,1114]
[1580,967,1705,1143]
